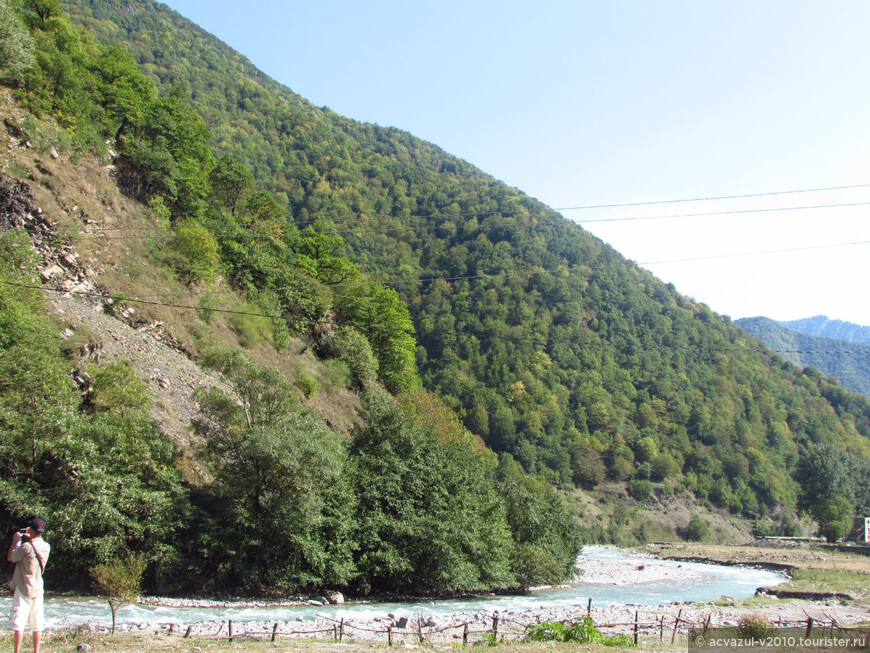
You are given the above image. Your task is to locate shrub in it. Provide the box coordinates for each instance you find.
[323,359,352,389]
[525,617,634,646]
[330,327,378,388]
[635,461,652,480]
[230,308,271,348]
[650,453,677,481]
[777,516,800,537]
[168,219,220,284]
[628,479,653,501]
[737,613,775,639]
[633,522,650,544]
[510,543,562,589]
[752,519,771,537]
[685,514,711,542]
[197,294,216,324]
[88,361,150,417]
[609,456,633,481]
[297,371,317,399]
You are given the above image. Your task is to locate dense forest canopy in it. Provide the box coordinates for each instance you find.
[0,0,583,594]
[51,0,870,513]
[1,0,869,596]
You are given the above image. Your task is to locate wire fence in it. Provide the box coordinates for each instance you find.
[147,604,857,647]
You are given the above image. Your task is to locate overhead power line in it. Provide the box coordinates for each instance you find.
[554,182,870,211]
[4,279,870,357]
[572,201,870,224]
[46,181,870,238]
[10,197,870,245]
[640,239,870,265]
[3,270,534,301]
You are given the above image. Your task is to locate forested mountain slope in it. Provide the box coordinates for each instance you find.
[736,317,870,398]
[782,315,870,346]
[0,0,584,596]
[54,0,870,523]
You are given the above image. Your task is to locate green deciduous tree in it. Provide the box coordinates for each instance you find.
[350,389,513,593]
[0,270,187,582]
[797,443,870,514]
[119,89,215,218]
[193,348,356,591]
[90,554,146,635]
[167,218,220,284]
[294,224,359,285]
[685,514,710,542]
[209,154,254,215]
[320,326,378,389]
[92,44,154,139]
[335,285,419,394]
[0,0,36,81]
[813,496,853,543]
[796,444,870,541]
[20,0,61,26]
[495,454,582,587]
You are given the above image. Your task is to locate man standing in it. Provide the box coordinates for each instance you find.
[7,518,50,653]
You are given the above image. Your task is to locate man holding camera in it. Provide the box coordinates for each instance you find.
[7,519,50,653]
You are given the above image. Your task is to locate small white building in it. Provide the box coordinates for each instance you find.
[849,517,870,543]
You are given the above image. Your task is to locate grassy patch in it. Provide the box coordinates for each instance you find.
[781,568,870,597]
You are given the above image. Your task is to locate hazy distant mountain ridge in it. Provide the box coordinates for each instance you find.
[735,316,870,397]
[781,315,870,346]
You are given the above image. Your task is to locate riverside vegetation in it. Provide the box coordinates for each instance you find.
[0,0,869,599]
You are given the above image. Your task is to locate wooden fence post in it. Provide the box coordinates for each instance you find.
[633,611,639,646]
[339,617,345,642]
[463,623,469,646]
[271,622,279,642]
[228,620,233,643]
[671,609,682,645]
[659,615,665,642]
[184,626,193,638]
[492,615,499,641]
[587,598,592,616]
[805,618,813,638]
[388,626,393,646]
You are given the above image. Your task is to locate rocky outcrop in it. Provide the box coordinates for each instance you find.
[0,174,96,298]
[0,173,223,464]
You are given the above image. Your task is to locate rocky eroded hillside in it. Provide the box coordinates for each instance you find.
[1,93,363,480]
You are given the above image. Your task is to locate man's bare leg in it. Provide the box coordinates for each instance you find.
[32,632,39,653]
[12,630,23,653]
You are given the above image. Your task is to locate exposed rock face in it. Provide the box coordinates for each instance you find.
[0,173,221,469]
[0,173,194,351]
[0,174,96,298]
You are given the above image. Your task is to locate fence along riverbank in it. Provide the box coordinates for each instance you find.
[136,601,853,647]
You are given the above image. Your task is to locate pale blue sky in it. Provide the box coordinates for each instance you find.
[161,0,870,325]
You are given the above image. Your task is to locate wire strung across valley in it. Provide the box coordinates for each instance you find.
[3,279,868,358]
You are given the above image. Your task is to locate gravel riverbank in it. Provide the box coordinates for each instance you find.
[92,547,868,645]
